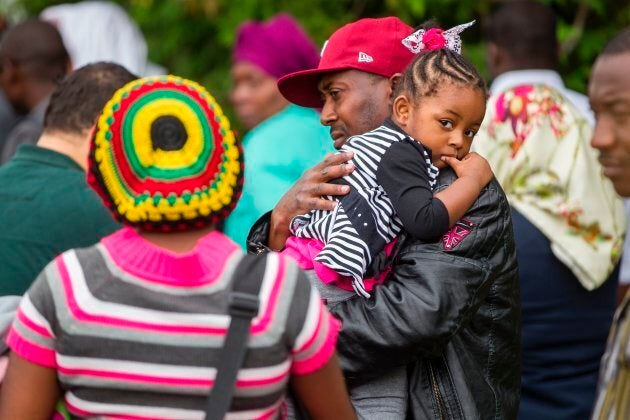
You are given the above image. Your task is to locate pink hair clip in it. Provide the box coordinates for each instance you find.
[402,20,475,54]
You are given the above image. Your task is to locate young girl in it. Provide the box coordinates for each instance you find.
[286,21,492,298]
[0,76,355,420]
[283,22,492,418]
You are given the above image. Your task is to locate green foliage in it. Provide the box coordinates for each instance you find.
[7,0,630,124]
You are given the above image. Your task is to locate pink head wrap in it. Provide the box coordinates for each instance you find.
[233,14,320,80]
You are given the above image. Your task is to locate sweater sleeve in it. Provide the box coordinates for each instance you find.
[284,263,341,376]
[6,261,59,368]
[376,140,449,240]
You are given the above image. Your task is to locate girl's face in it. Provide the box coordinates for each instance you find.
[395,84,486,169]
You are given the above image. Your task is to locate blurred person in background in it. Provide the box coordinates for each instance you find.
[0,62,135,384]
[475,2,626,419]
[40,0,166,77]
[0,62,135,297]
[0,14,21,149]
[0,19,71,163]
[223,13,334,249]
[590,27,630,420]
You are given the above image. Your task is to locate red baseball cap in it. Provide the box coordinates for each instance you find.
[278,17,415,108]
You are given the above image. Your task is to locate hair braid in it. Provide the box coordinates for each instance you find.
[396,48,487,102]
[435,53,468,84]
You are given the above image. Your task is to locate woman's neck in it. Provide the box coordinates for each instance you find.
[138,225,216,253]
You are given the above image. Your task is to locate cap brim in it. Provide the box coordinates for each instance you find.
[278,65,357,108]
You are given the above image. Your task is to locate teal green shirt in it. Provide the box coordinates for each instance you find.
[0,146,121,295]
[224,105,334,248]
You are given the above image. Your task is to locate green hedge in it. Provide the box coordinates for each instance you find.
[6,0,630,131]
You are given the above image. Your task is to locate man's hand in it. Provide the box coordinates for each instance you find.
[268,152,355,250]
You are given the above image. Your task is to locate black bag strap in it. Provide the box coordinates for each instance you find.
[205,253,268,420]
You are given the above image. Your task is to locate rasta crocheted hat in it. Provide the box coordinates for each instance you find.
[87,75,243,232]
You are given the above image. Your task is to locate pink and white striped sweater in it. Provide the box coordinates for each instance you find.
[7,227,339,419]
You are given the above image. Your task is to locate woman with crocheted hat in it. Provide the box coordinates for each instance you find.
[0,75,355,419]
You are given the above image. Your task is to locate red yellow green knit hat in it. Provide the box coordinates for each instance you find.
[87,75,243,232]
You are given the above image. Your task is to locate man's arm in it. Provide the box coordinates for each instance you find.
[267,152,355,250]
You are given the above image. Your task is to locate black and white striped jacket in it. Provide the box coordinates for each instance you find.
[290,120,443,297]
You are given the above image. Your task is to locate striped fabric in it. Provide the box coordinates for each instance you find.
[7,228,339,419]
[592,292,630,420]
[291,124,439,297]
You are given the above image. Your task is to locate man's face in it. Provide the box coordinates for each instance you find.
[0,58,29,115]
[589,52,630,197]
[318,69,393,149]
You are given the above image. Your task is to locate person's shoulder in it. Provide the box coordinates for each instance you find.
[271,252,304,283]
[255,105,321,132]
[9,116,42,137]
[400,171,512,256]
[1,119,43,160]
[261,252,313,296]
[563,89,595,125]
[437,172,509,216]
[246,105,329,145]
[346,124,405,148]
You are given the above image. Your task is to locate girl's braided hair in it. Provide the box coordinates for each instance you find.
[396,22,487,101]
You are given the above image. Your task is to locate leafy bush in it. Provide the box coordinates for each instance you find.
[6,0,630,130]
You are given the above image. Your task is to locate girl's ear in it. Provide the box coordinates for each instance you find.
[393,94,411,127]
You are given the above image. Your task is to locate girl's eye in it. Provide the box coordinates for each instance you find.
[440,120,453,129]
[329,90,340,99]
[465,129,477,138]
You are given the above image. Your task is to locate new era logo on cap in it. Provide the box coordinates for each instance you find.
[358,52,373,63]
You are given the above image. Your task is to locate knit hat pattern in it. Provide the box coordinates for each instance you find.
[88,75,243,232]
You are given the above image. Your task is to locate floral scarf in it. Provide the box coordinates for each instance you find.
[473,84,626,290]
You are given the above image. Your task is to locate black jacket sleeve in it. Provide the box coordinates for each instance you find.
[329,170,515,382]
[376,140,449,240]
[246,210,275,255]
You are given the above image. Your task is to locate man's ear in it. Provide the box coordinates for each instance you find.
[389,73,403,99]
[486,42,504,77]
[393,94,411,127]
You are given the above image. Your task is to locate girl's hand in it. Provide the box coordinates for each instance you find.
[442,152,493,190]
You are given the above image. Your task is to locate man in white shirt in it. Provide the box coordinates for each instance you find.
[484,1,593,125]
[479,2,619,419]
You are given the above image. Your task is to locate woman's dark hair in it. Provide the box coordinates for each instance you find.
[44,62,138,135]
[396,48,487,101]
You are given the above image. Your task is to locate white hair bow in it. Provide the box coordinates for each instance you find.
[401,20,475,54]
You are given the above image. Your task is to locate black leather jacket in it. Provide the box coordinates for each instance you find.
[248,169,521,419]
